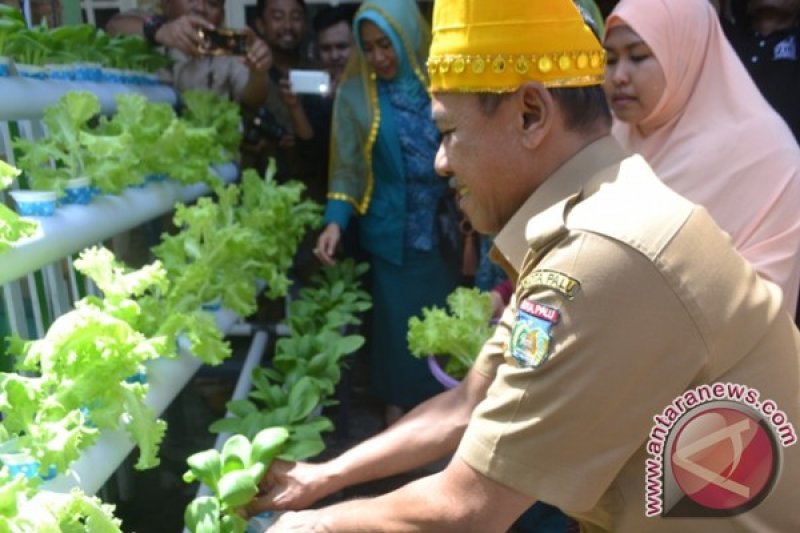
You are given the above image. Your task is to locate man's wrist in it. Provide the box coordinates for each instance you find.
[315,508,337,533]
[142,15,167,46]
[316,459,346,496]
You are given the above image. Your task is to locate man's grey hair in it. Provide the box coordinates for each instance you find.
[476,86,612,134]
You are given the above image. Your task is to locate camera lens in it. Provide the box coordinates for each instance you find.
[247,107,289,143]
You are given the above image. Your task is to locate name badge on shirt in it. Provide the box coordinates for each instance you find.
[520,269,581,299]
[509,300,560,368]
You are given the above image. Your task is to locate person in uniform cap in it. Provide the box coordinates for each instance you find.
[250,0,800,531]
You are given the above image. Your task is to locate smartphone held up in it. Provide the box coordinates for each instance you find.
[289,70,332,96]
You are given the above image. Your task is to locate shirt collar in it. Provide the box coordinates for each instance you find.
[493,135,629,275]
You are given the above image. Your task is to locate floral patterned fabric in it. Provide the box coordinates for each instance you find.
[379,80,447,251]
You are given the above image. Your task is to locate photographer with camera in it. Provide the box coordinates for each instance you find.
[106,0,271,109]
[241,0,317,183]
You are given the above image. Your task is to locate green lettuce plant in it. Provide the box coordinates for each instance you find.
[209,372,335,462]
[0,5,25,57]
[285,259,371,335]
[1,160,37,254]
[183,428,289,533]
[0,247,173,473]
[3,24,51,67]
[181,90,243,160]
[407,287,494,380]
[13,91,138,194]
[208,259,370,461]
[0,469,122,532]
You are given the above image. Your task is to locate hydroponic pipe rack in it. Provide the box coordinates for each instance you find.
[0,162,237,286]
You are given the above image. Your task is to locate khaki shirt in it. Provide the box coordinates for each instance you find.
[160,49,251,102]
[458,136,800,532]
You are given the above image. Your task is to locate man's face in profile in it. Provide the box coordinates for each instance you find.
[317,20,353,79]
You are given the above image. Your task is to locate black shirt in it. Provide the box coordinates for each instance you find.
[722,12,800,143]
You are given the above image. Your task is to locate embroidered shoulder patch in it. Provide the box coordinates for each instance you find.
[509,300,560,368]
[520,269,581,299]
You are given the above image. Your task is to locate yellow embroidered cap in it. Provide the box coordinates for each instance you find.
[428,0,606,92]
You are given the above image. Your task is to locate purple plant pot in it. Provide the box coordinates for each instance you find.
[427,356,460,389]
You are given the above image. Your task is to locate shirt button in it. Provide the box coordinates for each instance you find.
[759,40,766,47]
[752,55,759,63]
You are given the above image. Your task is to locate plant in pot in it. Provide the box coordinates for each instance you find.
[96,93,181,185]
[1,159,38,248]
[44,25,101,80]
[0,466,123,532]
[3,23,52,79]
[0,4,25,76]
[102,34,171,84]
[13,91,96,209]
[407,287,495,388]
[13,91,138,206]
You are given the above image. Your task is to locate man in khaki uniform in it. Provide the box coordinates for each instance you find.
[249,1,800,531]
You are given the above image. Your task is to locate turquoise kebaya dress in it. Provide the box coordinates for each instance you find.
[323,0,460,408]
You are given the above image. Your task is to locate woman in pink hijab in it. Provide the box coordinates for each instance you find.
[604,0,800,315]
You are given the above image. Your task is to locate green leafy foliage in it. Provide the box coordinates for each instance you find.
[97,94,181,183]
[0,5,25,56]
[148,168,322,355]
[0,247,175,475]
[207,259,370,464]
[13,91,139,194]
[14,90,242,195]
[407,287,495,379]
[236,169,322,299]
[74,245,231,366]
[3,299,167,471]
[97,34,171,71]
[0,469,122,533]
[0,5,167,70]
[181,91,243,160]
[0,160,37,254]
[286,259,371,335]
[272,332,364,398]
[30,488,124,532]
[3,22,51,66]
[182,428,289,533]
[209,372,334,461]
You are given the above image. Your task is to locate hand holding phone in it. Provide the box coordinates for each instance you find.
[288,70,332,96]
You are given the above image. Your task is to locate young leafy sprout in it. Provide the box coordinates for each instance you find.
[183,427,290,533]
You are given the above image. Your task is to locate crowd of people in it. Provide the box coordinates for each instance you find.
[97,0,799,530]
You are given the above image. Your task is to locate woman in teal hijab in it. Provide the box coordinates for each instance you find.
[315,0,460,421]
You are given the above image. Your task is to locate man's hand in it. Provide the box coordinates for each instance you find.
[262,459,535,532]
[279,78,301,109]
[243,29,272,74]
[247,460,334,516]
[154,14,212,56]
[266,510,328,532]
[279,132,297,149]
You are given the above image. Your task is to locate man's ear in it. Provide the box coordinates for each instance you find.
[518,82,552,150]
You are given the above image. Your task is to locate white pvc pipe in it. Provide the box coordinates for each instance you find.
[22,0,32,27]
[0,77,176,121]
[0,163,238,285]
